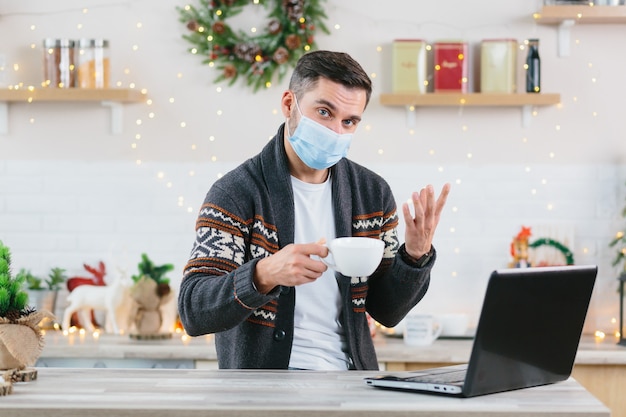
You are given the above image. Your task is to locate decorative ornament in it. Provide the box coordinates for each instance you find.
[129,254,174,338]
[509,226,532,268]
[529,238,574,266]
[65,261,107,330]
[177,0,329,92]
[508,226,574,268]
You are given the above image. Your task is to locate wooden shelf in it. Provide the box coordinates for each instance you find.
[380,93,561,107]
[380,93,561,128]
[534,5,626,24]
[0,88,144,103]
[0,88,145,134]
[534,5,626,56]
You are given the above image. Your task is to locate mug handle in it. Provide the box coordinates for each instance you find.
[432,320,443,340]
[320,246,341,273]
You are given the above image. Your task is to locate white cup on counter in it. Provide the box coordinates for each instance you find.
[439,313,470,337]
[403,313,442,346]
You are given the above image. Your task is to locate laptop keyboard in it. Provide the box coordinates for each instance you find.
[406,370,467,384]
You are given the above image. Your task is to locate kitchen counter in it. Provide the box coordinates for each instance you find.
[372,334,626,366]
[1,368,610,417]
[38,331,216,367]
[38,331,626,367]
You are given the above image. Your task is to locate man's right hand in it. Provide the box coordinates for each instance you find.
[253,242,329,294]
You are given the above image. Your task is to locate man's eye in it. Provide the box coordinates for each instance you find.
[317,108,330,118]
[343,119,356,127]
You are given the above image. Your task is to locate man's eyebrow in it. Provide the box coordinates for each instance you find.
[314,98,337,110]
[314,99,362,122]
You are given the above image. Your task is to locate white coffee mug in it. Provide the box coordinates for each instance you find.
[403,314,442,346]
[322,237,384,277]
[438,313,470,337]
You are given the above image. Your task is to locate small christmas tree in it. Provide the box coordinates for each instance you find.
[0,240,53,373]
[0,241,31,321]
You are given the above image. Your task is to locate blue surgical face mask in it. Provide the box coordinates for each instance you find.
[287,98,353,170]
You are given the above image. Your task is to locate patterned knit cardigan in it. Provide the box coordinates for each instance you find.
[178,124,434,370]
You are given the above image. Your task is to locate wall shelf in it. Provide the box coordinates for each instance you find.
[379,93,561,127]
[534,5,626,56]
[534,5,626,24]
[0,88,146,134]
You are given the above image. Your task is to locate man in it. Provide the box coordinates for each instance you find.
[178,50,450,370]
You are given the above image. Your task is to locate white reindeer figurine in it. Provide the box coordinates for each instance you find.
[62,270,129,334]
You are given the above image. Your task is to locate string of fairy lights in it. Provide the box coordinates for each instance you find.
[1,2,623,339]
[0,4,582,215]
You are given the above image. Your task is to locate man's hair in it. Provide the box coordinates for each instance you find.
[288,50,372,107]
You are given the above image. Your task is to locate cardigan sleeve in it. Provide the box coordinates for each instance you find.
[177,181,281,336]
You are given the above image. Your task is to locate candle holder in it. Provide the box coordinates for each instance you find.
[617,272,626,346]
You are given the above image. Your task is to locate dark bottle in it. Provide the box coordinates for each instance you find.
[525,39,540,93]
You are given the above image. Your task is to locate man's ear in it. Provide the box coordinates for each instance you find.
[280,90,294,118]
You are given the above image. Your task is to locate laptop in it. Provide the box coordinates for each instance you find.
[364,265,597,397]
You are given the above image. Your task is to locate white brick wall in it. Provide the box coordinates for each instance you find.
[1,159,624,335]
[1,0,625,345]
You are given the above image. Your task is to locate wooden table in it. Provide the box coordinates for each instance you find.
[374,335,626,417]
[39,332,625,416]
[1,368,610,417]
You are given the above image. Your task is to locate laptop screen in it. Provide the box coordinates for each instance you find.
[464,265,597,397]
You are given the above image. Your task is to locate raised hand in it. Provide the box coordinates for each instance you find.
[402,183,451,260]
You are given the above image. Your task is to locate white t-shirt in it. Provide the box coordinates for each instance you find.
[288,175,350,370]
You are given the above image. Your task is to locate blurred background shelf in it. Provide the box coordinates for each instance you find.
[0,88,145,134]
[534,5,626,56]
[0,88,144,102]
[380,93,561,127]
[534,5,626,24]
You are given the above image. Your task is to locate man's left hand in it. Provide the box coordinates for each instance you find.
[402,183,451,260]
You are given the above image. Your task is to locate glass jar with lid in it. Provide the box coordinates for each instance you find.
[43,38,76,88]
[77,39,110,89]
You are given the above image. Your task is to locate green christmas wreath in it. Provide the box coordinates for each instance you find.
[177,0,329,92]
[529,237,575,266]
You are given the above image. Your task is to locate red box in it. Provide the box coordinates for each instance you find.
[434,42,469,93]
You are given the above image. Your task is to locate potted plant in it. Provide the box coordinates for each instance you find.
[20,267,67,328]
[610,182,626,346]
[129,253,174,337]
[0,240,53,375]
[609,182,626,276]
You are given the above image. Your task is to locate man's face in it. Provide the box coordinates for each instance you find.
[287,77,368,137]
